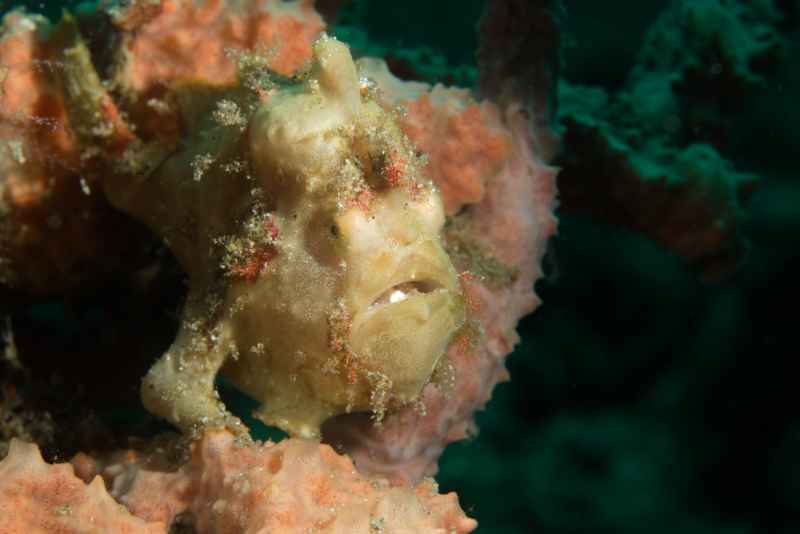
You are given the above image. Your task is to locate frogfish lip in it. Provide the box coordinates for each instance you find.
[356,237,461,315]
[348,279,463,399]
[368,279,445,309]
[346,242,465,399]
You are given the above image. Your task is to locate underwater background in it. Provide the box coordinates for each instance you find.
[1,0,799,533]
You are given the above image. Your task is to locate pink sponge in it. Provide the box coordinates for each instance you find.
[73,429,477,533]
[0,430,476,533]
[0,439,164,534]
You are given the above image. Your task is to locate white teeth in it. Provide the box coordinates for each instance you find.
[370,280,441,308]
[389,290,407,303]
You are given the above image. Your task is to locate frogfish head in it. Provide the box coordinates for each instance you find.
[221,35,465,437]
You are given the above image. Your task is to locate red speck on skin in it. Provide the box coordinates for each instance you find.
[342,351,358,385]
[263,214,280,240]
[348,362,357,385]
[229,246,277,282]
[385,152,406,187]
[348,189,374,213]
[330,337,345,352]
